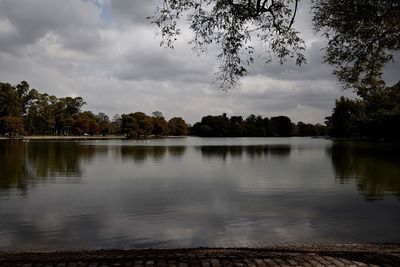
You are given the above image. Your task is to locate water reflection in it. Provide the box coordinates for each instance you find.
[167,146,187,158]
[0,141,103,190]
[1,138,400,249]
[0,141,30,190]
[328,142,400,200]
[198,145,291,160]
[26,142,101,178]
[119,146,186,163]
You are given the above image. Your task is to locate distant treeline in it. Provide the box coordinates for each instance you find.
[0,81,188,137]
[190,113,327,137]
[326,82,400,141]
[1,80,327,138]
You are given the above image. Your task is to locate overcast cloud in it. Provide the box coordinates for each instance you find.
[0,0,397,124]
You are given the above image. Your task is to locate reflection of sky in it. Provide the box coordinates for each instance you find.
[0,137,399,250]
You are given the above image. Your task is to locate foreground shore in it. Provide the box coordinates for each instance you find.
[0,135,188,140]
[1,244,399,266]
[0,135,127,140]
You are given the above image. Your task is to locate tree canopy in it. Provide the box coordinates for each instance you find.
[149,0,306,90]
[150,0,400,93]
[326,82,400,141]
[190,113,326,137]
[0,80,190,138]
[312,0,400,96]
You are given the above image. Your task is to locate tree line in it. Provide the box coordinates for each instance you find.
[326,82,400,141]
[189,113,327,137]
[0,81,188,138]
[7,79,399,141]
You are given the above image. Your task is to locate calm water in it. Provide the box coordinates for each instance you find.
[0,137,399,250]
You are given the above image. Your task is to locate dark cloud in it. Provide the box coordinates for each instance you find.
[113,46,214,83]
[247,41,334,82]
[0,0,102,55]
[109,0,158,24]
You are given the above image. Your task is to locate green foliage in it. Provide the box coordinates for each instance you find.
[25,93,57,135]
[0,116,25,137]
[0,82,22,117]
[121,114,138,138]
[72,111,100,136]
[312,0,400,95]
[120,112,188,138]
[270,116,293,137]
[191,113,324,137]
[168,117,188,136]
[133,112,154,137]
[150,0,305,90]
[97,112,111,136]
[152,111,169,136]
[0,80,111,137]
[151,1,399,93]
[327,82,400,140]
[0,80,328,139]
[0,82,25,137]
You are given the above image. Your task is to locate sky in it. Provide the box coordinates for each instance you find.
[0,0,398,124]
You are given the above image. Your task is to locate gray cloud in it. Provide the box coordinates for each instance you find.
[0,0,102,55]
[113,45,214,83]
[109,0,158,24]
[0,0,395,125]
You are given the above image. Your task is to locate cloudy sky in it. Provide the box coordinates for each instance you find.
[0,0,398,124]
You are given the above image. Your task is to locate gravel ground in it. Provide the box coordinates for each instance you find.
[0,244,399,266]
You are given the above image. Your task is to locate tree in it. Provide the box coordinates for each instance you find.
[312,0,400,96]
[62,97,86,117]
[296,121,317,136]
[151,111,169,136]
[15,81,39,115]
[327,82,400,140]
[168,117,188,136]
[109,114,122,135]
[121,114,138,138]
[0,82,22,118]
[0,116,25,137]
[270,116,292,136]
[25,93,57,135]
[132,112,154,137]
[150,0,306,90]
[96,112,111,136]
[151,1,399,93]
[72,111,100,136]
[0,82,26,137]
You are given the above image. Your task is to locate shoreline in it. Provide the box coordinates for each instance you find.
[0,135,191,140]
[0,244,399,265]
[0,135,127,140]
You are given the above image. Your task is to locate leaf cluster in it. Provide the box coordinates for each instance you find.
[312,0,400,96]
[149,0,306,90]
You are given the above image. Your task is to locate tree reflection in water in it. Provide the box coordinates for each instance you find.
[328,142,400,200]
[0,141,30,190]
[0,141,101,190]
[120,146,186,163]
[198,145,291,161]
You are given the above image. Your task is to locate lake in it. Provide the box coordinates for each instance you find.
[0,137,399,250]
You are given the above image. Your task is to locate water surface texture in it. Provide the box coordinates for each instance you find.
[0,137,399,249]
